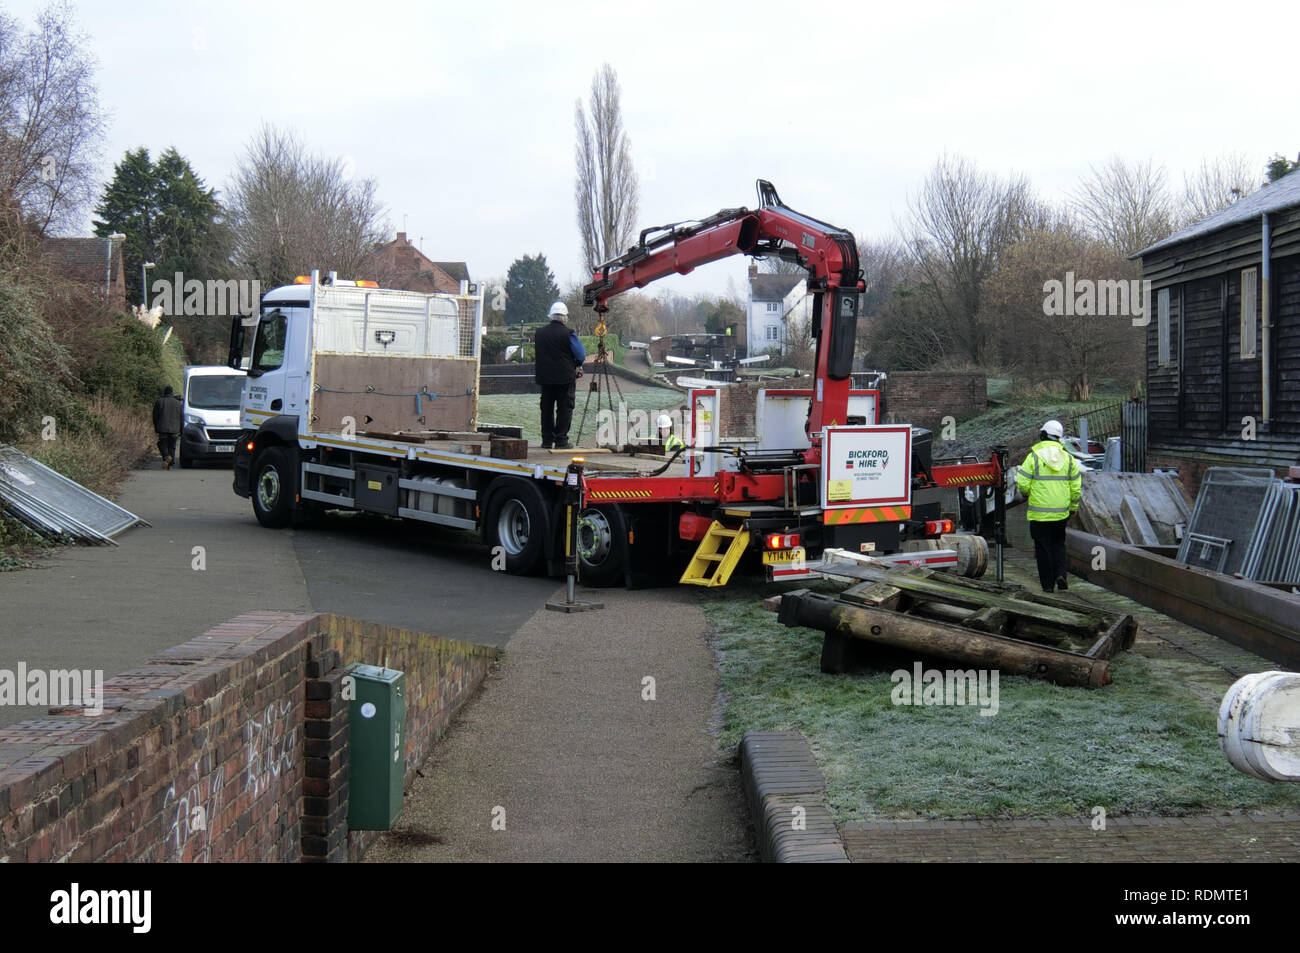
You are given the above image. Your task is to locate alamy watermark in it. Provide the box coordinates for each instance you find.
[596,402,684,447]
[0,663,104,715]
[150,272,261,317]
[890,662,999,716]
[1042,272,1151,327]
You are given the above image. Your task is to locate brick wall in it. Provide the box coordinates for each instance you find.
[0,612,497,863]
[881,372,986,431]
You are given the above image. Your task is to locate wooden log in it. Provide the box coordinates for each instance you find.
[843,568,1106,634]
[779,590,1110,688]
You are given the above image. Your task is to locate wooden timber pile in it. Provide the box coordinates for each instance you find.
[775,564,1136,688]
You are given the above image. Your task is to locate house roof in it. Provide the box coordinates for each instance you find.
[431,261,469,283]
[39,237,124,284]
[749,273,803,301]
[1135,171,1300,258]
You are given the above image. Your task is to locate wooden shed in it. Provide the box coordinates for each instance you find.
[1134,173,1300,488]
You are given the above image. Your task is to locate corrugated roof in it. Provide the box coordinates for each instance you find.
[1135,172,1300,258]
[749,273,803,301]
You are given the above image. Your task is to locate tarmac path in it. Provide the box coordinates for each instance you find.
[0,459,754,861]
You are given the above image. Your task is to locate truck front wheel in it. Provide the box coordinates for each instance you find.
[251,446,296,528]
[484,478,549,575]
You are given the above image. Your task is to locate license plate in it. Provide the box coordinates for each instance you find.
[213,445,235,453]
[762,547,806,566]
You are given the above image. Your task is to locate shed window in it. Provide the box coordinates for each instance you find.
[1240,268,1257,360]
[1157,288,1172,366]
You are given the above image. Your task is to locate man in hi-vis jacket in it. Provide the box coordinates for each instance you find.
[1015,419,1082,593]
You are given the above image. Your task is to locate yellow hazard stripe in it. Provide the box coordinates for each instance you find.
[943,475,988,485]
[588,489,654,499]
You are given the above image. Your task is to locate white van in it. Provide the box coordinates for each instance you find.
[180,365,247,467]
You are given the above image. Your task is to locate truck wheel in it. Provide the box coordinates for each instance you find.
[251,446,296,528]
[485,478,549,575]
[576,504,629,588]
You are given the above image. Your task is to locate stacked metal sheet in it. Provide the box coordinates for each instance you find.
[0,445,147,544]
[1178,467,1300,583]
[1241,482,1300,583]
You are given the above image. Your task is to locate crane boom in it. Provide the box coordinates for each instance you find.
[583,181,865,446]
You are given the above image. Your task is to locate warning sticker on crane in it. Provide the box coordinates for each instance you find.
[821,426,911,510]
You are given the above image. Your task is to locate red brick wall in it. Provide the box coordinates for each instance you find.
[881,372,986,431]
[0,612,498,863]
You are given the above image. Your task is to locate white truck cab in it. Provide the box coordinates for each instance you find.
[180,365,247,467]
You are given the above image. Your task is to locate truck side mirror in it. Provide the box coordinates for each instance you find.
[227,315,246,371]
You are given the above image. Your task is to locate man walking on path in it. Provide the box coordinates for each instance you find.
[1015,419,1082,593]
[534,301,586,449]
[152,385,183,469]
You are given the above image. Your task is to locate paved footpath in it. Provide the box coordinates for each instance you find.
[365,587,754,863]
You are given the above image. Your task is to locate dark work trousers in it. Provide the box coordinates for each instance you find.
[157,433,178,462]
[539,382,576,446]
[1029,518,1069,592]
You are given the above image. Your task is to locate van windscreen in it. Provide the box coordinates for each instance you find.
[187,375,244,410]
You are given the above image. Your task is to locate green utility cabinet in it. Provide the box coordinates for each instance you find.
[345,663,406,831]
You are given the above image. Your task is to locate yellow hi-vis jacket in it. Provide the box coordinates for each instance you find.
[1015,439,1082,522]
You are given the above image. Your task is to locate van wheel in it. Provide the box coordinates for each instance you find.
[252,446,296,528]
[485,478,549,575]
[576,504,629,587]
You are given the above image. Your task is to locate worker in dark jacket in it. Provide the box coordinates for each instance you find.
[152,385,184,470]
[1015,419,1082,592]
[534,301,586,449]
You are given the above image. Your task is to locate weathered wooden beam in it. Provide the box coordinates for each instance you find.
[1066,529,1300,668]
[778,590,1111,688]
[832,565,1106,634]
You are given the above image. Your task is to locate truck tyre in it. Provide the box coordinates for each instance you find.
[251,446,296,528]
[576,504,629,588]
[485,478,549,575]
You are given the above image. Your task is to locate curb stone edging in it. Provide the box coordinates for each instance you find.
[739,730,849,863]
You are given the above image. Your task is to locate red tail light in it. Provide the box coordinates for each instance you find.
[766,533,801,550]
[923,520,953,536]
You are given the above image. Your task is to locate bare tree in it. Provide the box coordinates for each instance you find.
[903,153,1036,365]
[225,125,387,286]
[1071,156,1176,256]
[0,1,105,237]
[982,223,1144,400]
[574,63,639,275]
[1182,153,1258,222]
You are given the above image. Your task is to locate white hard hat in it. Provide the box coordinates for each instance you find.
[548,301,569,319]
[657,414,673,430]
[1042,419,1064,439]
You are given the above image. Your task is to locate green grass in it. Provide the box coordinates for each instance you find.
[478,383,684,445]
[700,578,1300,821]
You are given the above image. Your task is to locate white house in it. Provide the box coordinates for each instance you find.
[746,266,811,357]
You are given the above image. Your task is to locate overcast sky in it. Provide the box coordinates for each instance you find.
[7,0,1296,302]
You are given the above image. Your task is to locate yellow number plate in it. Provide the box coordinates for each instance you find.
[762,547,806,566]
